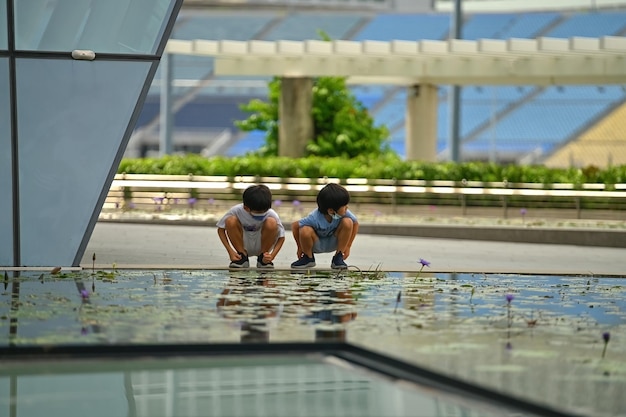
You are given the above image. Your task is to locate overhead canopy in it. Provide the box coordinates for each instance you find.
[166,36,626,85]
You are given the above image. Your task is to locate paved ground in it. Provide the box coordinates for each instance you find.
[83,222,626,276]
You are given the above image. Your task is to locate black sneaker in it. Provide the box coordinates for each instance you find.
[229,252,249,268]
[257,255,274,269]
[291,254,316,269]
[331,252,348,269]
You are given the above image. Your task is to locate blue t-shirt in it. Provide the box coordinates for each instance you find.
[298,209,358,238]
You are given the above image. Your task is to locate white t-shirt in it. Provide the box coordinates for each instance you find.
[216,203,285,238]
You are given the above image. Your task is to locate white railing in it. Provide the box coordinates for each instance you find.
[106,174,626,218]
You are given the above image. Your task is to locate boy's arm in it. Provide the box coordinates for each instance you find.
[268,236,285,261]
[217,227,239,261]
[291,221,303,257]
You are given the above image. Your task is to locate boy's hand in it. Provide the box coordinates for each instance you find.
[260,251,273,263]
[229,250,242,262]
[343,248,351,259]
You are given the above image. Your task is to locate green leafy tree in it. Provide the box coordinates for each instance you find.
[235,73,392,159]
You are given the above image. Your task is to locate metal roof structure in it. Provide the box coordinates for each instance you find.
[166,36,626,85]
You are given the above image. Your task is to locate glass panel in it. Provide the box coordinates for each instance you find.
[14,0,176,54]
[0,58,11,265]
[16,58,152,266]
[0,0,7,50]
[1,355,527,417]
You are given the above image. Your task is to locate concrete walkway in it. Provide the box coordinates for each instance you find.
[83,222,626,276]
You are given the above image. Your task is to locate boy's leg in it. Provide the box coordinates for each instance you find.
[297,225,317,258]
[335,217,354,255]
[291,225,317,268]
[224,215,246,255]
[260,217,279,255]
[331,218,353,269]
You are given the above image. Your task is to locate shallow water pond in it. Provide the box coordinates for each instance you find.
[1,269,625,416]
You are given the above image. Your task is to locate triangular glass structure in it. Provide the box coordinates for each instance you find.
[1,0,183,267]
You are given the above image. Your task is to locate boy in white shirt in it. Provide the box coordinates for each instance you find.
[291,183,359,270]
[217,184,285,269]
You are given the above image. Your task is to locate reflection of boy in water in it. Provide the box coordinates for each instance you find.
[216,275,277,343]
[302,288,357,342]
[217,276,357,343]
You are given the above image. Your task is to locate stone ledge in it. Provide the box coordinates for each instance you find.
[98,217,626,248]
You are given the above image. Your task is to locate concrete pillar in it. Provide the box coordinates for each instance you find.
[279,77,313,158]
[405,84,438,161]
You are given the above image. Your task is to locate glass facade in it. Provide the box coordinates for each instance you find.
[14,0,176,54]
[2,0,183,266]
[17,59,152,266]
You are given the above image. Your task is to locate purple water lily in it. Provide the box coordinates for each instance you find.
[413,258,431,283]
[80,289,89,300]
[188,197,197,207]
[506,294,514,303]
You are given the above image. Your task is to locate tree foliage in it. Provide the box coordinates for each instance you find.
[235,76,392,158]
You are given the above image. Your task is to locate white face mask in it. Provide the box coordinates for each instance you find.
[331,213,342,220]
[250,211,268,221]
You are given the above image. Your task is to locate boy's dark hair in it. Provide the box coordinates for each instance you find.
[317,183,350,214]
[243,184,272,211]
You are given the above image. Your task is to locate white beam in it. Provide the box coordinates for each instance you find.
[167,37,626,86]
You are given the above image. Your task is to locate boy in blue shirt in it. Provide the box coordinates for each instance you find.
[217,184,285,269]
[291,183,359,270]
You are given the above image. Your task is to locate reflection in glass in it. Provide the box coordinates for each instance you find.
[0,58,12,265]
[14,0,176,54]
[0,0,7,50]
[16,58,151,266]
[0,355,520,417]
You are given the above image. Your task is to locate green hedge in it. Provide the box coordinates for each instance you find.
[118,154,626,187]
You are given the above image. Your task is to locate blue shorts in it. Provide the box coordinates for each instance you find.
[313,236,338,254]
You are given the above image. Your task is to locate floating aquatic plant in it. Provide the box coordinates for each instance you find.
[80,289,89,300]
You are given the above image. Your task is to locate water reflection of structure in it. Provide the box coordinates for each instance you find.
[304,287,357,343]
[216,273,358,343]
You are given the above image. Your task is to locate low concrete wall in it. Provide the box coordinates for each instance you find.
[358,224,626,248]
